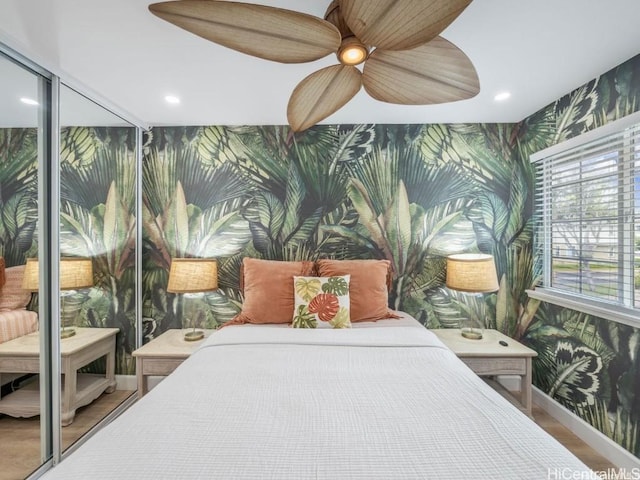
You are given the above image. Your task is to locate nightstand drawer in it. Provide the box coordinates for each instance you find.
[461,357,526,376]
[141,357,186,376]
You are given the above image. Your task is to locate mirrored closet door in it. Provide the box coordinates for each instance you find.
[58,84,139,453]
[0,50,53,479]
[0,46,141,478]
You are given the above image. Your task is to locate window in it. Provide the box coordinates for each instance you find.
[530,111,640,325]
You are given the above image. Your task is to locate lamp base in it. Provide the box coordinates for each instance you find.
[184,329,205,342]
[461,327,483,340]
[61,327,76,339]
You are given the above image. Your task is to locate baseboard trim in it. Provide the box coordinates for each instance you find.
[532,386,640,470]
[115,374,136,391]
[115,374,164,392]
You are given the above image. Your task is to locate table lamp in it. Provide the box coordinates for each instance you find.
[22,257,94,338]
[167,258,218,341]
[445,253,499,340]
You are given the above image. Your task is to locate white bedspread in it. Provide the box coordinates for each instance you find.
[42,315,592,479]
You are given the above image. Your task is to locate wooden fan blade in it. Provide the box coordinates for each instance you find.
[341,0,472,51]
[287,65,362,132]
[149,1,341,63]
[362,37,479,105]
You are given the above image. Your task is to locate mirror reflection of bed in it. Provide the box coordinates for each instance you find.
[0,263,39,419]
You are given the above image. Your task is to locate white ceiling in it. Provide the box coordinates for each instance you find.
[0,57,133,127]
[0,0,639,129]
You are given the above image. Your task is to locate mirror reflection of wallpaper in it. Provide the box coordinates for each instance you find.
[59,127,138,375]
[0,126,137,375]
[142,53,639,457]
[0,128,38,267]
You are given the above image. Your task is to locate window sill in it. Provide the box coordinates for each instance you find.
[526,288,639,329]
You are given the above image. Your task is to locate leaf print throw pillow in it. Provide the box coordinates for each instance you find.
[292,275,351,329]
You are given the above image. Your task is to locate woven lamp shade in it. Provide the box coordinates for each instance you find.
[446,253,499,293]
[22,258,94,291]
[60,258,93,290]
[167,258,218,294]
[22,258,40,291]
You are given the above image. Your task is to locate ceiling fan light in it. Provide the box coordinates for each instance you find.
[337,36,368,66]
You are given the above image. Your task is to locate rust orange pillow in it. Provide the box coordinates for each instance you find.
[231,258,315,324]
[316,259,398,322]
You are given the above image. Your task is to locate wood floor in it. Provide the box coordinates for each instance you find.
[0,390,133,480]
[0,398,617,480]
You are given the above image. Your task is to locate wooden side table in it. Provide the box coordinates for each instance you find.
[133,329,215,398]
[431,328,538,416]
[0,327,119,426]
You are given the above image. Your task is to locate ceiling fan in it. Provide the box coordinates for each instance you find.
[148,0,480,132]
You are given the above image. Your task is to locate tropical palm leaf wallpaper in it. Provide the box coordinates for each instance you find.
[141,53,640,457]
[0,53,638,457]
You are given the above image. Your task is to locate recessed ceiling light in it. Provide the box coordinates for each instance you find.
[494,92,511,102]
[164,95,180,105]
[20,97,39,106]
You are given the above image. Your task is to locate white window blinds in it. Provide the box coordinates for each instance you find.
[532,116,640,315]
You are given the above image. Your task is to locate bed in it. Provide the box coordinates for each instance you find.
[0,264,38,389]
[0,265,38,345]
[41,313,592,479]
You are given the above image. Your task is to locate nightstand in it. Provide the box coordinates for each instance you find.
[431,328,537,416]
[133,328,215,398]
[0,327,119,425]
